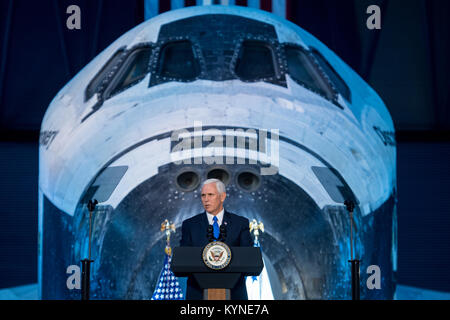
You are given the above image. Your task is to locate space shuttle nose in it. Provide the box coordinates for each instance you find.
[39,4,396,300]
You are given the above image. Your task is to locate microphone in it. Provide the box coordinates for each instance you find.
[207,225,214,242]
[219,224,227,242]
[344,199,355,213]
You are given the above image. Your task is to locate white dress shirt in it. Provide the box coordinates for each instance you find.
[206,208,224,226]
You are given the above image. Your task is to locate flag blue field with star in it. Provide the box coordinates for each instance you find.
[251,239,260,282]
[151,253,184,300]
[245,236,275,299]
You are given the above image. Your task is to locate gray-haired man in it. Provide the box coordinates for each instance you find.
[180,178,253,300]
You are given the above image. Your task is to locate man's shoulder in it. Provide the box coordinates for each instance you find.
[226,211,250,225]
[182,212,205,225]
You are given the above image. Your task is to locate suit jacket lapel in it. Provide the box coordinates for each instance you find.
[200,211,209,243]
[223,210,234,243]
[223,210,231,227]
[201,211,208,226]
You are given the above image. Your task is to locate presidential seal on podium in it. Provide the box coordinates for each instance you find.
[202,241,232,270]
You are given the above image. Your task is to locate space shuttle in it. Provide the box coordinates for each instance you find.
[38,5,397,299]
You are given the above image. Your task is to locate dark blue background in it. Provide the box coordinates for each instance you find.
[0,0,449,293]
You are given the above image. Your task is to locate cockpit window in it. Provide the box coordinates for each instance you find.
[85,48,125,102]
[106,47,151,98]
[311,48,351,102]
[285,45,335,101]
[235,41,276,80]
[158,40,200,80]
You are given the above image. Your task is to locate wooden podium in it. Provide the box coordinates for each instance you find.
[171,246,263,300]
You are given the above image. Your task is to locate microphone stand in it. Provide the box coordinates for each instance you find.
[344,199,360,300]
[219,224,227,242]
[207,224,227,242]
[207,225,214,243]
[81,199,97,300]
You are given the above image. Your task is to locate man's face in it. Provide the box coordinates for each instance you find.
[201,182,226,215]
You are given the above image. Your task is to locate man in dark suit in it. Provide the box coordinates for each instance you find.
[180,178,253,300]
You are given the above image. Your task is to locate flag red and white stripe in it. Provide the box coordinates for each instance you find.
[144,0,293,21]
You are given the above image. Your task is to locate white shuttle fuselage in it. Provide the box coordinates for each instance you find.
[39,5,396,299]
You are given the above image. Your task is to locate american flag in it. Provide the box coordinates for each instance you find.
[151,253,185,300]
[245,236,274,300]
[144,0,293,21]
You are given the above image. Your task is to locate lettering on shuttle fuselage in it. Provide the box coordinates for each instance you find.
[373,126,396,146]
[39,130,58,150]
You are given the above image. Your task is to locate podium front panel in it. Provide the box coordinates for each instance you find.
[171,246,263,277]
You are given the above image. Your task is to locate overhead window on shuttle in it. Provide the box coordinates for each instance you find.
[311,48,351,103]
[85,48,125,101]
[285,45,335,101]
[235,41,276,80]
[158,40,200,80]
[107,47,152,97]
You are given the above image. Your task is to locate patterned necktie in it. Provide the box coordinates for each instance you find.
[213,216,220,240]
